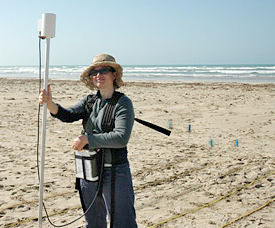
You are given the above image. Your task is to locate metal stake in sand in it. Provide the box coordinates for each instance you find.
[38,13,56,228]
[210,139,213,147]
[167,120,171,129]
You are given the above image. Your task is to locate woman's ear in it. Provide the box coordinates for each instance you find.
[112,72,117,81]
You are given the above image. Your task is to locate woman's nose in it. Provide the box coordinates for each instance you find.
[96,71,103,76]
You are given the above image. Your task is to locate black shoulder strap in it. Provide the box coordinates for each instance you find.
[82,94,98,132]
[102,91,124,132]
[86,94,98,112]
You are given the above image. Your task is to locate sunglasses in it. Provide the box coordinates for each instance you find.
[89,67,114,77]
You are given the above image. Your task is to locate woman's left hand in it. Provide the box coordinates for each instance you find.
[72,135,89,151]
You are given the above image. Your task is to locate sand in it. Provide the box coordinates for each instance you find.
[0,78,275,227]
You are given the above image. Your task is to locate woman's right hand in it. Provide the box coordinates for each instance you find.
[39,85,52,105]
[39,85,58,114]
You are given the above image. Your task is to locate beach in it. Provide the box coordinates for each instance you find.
[0,77,275,227]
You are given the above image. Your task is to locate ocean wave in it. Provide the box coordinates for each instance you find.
[0,65,274,82]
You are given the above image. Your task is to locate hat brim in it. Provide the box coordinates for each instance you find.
[80,61,124,90]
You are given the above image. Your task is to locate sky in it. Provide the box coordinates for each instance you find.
[0,0,275,66]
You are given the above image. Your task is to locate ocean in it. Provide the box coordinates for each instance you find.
[0,65,274,83]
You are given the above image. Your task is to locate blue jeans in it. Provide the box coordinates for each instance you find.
[80,162,138,228]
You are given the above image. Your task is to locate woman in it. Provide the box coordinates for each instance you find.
[39,54,138,228]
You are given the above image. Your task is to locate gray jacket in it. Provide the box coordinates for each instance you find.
[51,92,135,164]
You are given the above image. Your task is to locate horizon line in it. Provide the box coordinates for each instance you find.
[0,63,275,67]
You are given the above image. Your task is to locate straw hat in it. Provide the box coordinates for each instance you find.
[80,54,123,90]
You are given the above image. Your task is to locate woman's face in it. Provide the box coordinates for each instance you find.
[91,66,116,90]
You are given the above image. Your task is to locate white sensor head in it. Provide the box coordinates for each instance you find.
[41,13,56,38]
[38,19,42,33]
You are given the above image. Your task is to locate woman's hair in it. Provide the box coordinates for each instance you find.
[110,67,119,89]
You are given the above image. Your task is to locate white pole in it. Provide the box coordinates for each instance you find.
[37,13,56,227]
[38,37,51,228]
